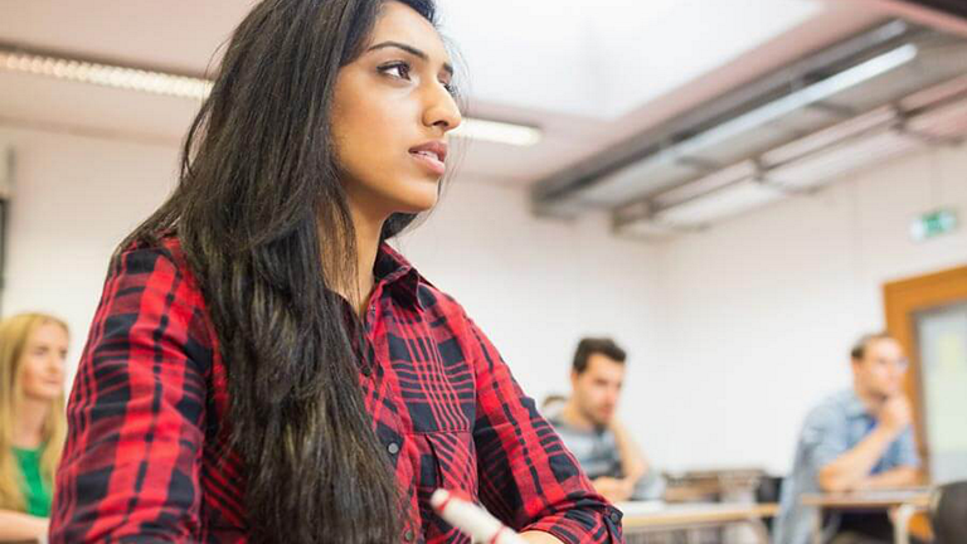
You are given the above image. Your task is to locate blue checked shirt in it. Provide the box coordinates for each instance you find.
[773,389,920,544]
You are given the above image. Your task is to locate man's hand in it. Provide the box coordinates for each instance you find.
[818,394,915,492]
[607,417,649,487]
[879,395,912,435]
[592,476,634,503]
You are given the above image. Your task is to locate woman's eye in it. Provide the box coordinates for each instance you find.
[380,62,410,80]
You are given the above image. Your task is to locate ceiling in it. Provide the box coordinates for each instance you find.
[438,0,823,120]
[0,0,953,188]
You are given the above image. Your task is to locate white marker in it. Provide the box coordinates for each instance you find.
[430,489,528,544]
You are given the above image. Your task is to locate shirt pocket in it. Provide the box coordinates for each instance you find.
[413,430,478,542]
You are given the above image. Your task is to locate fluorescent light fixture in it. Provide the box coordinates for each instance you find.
[761,107,896,166]
[449,117,542,147]
[672,44,919,157]
[581,148,698,204]
[0,49,213,100]
[653,179,785,227]
[901,73,967,111]
[590,43,920,212]
[0,45,542,147]
[768,130,919,189]
[642,122,918,231]
[628,90,967,233]
[653,160,757,208]
[608,36,967,239]
[614,218,695,240]
[906,96,967,140]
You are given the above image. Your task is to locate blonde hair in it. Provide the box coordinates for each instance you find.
[0,313,68,512]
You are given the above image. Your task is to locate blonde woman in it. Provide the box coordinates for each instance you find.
[0,313,68,542]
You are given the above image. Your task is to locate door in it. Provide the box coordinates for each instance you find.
[884,265,967,481]
[914,302,967,483]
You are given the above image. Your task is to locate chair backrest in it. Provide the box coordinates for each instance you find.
[931,480,967,544]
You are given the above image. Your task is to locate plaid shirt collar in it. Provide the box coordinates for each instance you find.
[374,242,425,310]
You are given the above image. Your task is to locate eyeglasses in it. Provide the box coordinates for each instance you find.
[872,357,909,370]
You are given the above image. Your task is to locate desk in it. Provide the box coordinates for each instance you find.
[800,488,931,544]
[618,501,779,544]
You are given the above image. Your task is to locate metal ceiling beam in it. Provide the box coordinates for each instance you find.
[529,20,918,217]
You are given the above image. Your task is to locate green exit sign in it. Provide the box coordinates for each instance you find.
[910,209,959,241]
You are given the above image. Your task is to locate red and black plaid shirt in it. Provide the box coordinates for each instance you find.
[50,237,624,543]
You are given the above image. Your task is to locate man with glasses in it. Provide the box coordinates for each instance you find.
[774,333,922,544]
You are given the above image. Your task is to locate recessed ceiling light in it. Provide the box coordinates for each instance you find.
[0,49,212,100]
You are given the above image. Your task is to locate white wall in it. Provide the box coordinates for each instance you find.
[396,181,662,402]
[0,126,662,405]
[641,143,967,474]
[1,127,179,387]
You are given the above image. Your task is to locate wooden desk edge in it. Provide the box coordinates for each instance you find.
[800,493,931,509]
[621,503,779,529]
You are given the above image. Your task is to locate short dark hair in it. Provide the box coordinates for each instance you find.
[850,332,895,361]
[572,337,627,374]
[541,393,568,411]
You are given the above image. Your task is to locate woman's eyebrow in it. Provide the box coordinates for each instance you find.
[367,41,454,77]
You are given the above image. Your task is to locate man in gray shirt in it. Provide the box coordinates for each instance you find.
[547,338,663,502]
[774,333,922,544]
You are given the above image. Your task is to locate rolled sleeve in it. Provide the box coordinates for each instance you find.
[50,247,211,543]
[462,315,622,543]
[523,503,624,544]
[803,406,849,473]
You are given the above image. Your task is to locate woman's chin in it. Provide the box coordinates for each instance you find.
[25,389,63,402]
[393,187,439,214]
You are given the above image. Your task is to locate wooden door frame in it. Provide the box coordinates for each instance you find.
[883,264,967,472]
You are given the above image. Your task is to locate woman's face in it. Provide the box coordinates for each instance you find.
[331,1,462,221]
[18,321,68,402]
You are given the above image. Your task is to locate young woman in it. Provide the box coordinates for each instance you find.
[50,1,623,543]
[0,313,68,542]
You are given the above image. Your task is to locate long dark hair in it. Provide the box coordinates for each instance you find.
[120,0,439,541]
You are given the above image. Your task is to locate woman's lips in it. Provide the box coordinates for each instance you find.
[409,140,448,177]
[410,150,446,176]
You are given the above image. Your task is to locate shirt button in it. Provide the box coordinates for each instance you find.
[609,512,620,523]
[403,529,414,542]
[387,442,400,455]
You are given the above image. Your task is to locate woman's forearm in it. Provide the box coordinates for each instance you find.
[520,531,566,543]
[0,509,48,541]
